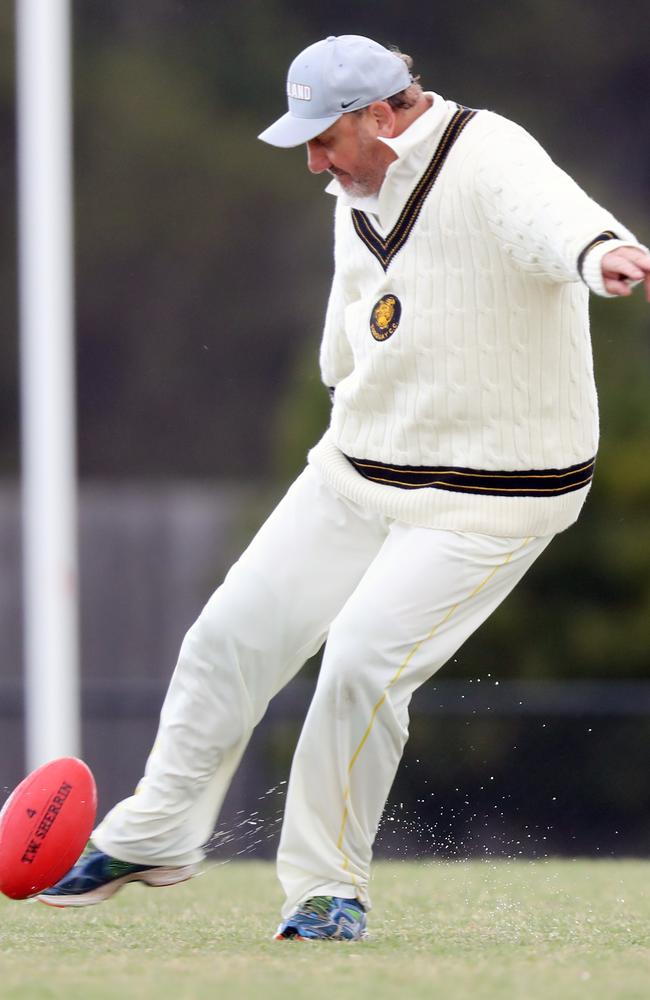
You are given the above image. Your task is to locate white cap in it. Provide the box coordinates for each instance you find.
[258,35,412,148]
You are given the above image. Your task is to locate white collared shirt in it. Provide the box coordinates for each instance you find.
[324,92,458,234]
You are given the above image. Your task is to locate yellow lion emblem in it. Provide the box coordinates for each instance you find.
[370,294,402,341]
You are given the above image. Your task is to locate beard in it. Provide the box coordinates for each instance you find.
[328,132,388,197]
[335,172,383,197]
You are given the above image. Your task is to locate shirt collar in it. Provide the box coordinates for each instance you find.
[324,93,456,227]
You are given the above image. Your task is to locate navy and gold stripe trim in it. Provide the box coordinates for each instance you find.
[577,230,619,279]
[345,455,596,497]
[351,104,478,272]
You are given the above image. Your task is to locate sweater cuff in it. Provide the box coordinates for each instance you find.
[580,236,648,298]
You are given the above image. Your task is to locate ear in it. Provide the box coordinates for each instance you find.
[367,101,397,138]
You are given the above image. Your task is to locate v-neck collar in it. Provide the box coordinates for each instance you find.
[345,104,478,271]
[326,93,452,224]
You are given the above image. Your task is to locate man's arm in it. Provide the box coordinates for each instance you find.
[473,118,646,294]
[319,266,354,392]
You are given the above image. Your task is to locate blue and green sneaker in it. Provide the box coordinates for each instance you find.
[36,844,201,907]
[275,896,368,941]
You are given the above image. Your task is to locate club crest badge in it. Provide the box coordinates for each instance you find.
[370,294,402,342]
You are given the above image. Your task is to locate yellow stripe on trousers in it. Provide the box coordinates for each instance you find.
[336,537,533,883]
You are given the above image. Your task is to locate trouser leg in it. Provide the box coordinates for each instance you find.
[93,467,388,867]
[277,525,552,915]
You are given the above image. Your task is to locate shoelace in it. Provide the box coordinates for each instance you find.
[299,896,336,918]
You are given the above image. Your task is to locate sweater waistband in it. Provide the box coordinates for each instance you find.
[344,455,596,497]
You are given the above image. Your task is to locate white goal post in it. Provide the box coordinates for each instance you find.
[16,0,80,768]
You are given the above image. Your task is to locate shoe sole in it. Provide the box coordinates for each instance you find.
[274,929,368,941]
[36,863,202,908]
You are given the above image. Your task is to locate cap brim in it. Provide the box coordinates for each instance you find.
[258,109,343,148]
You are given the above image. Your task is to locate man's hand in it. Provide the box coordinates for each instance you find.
[601,246,650,301]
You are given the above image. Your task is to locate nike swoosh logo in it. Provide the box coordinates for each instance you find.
[341,98,361,109]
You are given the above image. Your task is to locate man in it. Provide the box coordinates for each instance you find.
[40,35,649,941]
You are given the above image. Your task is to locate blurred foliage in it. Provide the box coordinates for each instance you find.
[0,1,648,693]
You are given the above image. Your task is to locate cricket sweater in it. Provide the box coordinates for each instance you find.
[308,94,643,537]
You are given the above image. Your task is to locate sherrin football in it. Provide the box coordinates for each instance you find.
[0,757,97,899]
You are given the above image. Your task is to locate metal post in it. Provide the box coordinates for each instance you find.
[16,0,80,768]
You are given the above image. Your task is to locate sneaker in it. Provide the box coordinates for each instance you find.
[36,845,201,907]
[275,895,367,941]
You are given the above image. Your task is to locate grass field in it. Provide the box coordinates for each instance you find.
[0,860,648,999]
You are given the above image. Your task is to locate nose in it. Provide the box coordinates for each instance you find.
[306,140,331,174]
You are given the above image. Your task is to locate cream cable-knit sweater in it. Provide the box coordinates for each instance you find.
[308,94,643,537]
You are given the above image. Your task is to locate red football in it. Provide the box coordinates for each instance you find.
[0,757,97,900]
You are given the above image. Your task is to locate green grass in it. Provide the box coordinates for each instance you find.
[0,860,649,999]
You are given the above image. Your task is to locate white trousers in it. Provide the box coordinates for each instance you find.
[93,466,551,916]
